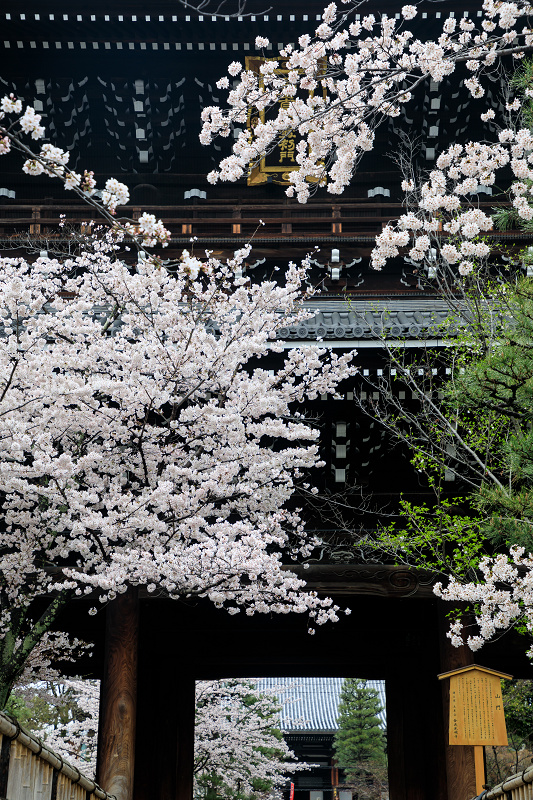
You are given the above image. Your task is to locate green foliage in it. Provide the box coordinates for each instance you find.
[377,497,487,581]
[492,206,521,232]
[493,199,533,233]
[376,279,533,589]
[4,692,36,728]
[6,683,90,736]
[511,57,533,129]
[334,679,386,781]
[448,280,533,550]
[503,679,533,746]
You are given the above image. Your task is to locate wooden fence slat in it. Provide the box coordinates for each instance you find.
[0,732,12,797]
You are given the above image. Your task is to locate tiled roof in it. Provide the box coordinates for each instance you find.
[278,300,456,341]
[255,677,386,731]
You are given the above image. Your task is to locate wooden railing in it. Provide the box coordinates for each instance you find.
[471,765,533,799]
[0,200,503,241]
[0,710,112,800]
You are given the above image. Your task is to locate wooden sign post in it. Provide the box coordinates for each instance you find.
[438,665,512,795]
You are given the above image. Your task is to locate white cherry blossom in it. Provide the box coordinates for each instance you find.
[0,231,355,706]
[435,547,533,657]
[201,0,533,201]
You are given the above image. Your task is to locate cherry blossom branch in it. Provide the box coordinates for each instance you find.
[0,96,171,251]
[201,0,533,200]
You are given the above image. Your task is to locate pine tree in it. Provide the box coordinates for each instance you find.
[334,679,386,789]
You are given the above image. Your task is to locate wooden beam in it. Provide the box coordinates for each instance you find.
[290,564,437,598]
[96,588,139,800]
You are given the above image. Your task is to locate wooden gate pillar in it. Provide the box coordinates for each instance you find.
[386,650,447,800]
[133,617,195,800]
[96,587,139,800]
[438,600,477,800]
[176,676,196,800]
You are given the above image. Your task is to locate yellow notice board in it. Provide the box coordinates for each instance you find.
[438,665,511,746]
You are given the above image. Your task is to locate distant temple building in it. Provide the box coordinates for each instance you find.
[256,678,386,800]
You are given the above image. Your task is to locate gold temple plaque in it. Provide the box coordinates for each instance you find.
[438,665,512,746]
[244,56,325,186]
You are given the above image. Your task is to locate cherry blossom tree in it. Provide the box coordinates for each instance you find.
[201,0,533,202]
[0,99,356,709]
[197,0,533,658]
[352,168,533,657]
[350,230,533,657]
[9,679,100,777]
[7,0,533,667]
[353,54,533,656]
[435,548,533,657]
[194,679,308,800]
[369,129,533,277]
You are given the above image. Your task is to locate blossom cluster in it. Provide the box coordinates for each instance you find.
[435,546,533,656]
[201,0,533,201]
[13,676,310,789]
[0,97,170,245]
[370,129,533,275]
[15,679,100,777]
[125,212,172,248]
[101,177,130,213]
[194,679,310,799]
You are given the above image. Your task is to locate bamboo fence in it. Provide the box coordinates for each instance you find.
[0,710,113,800]
[473,764,533,799]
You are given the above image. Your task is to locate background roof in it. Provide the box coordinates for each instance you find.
[255,677,387,732]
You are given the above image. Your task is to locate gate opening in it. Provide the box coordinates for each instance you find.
[193,677,388,800]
